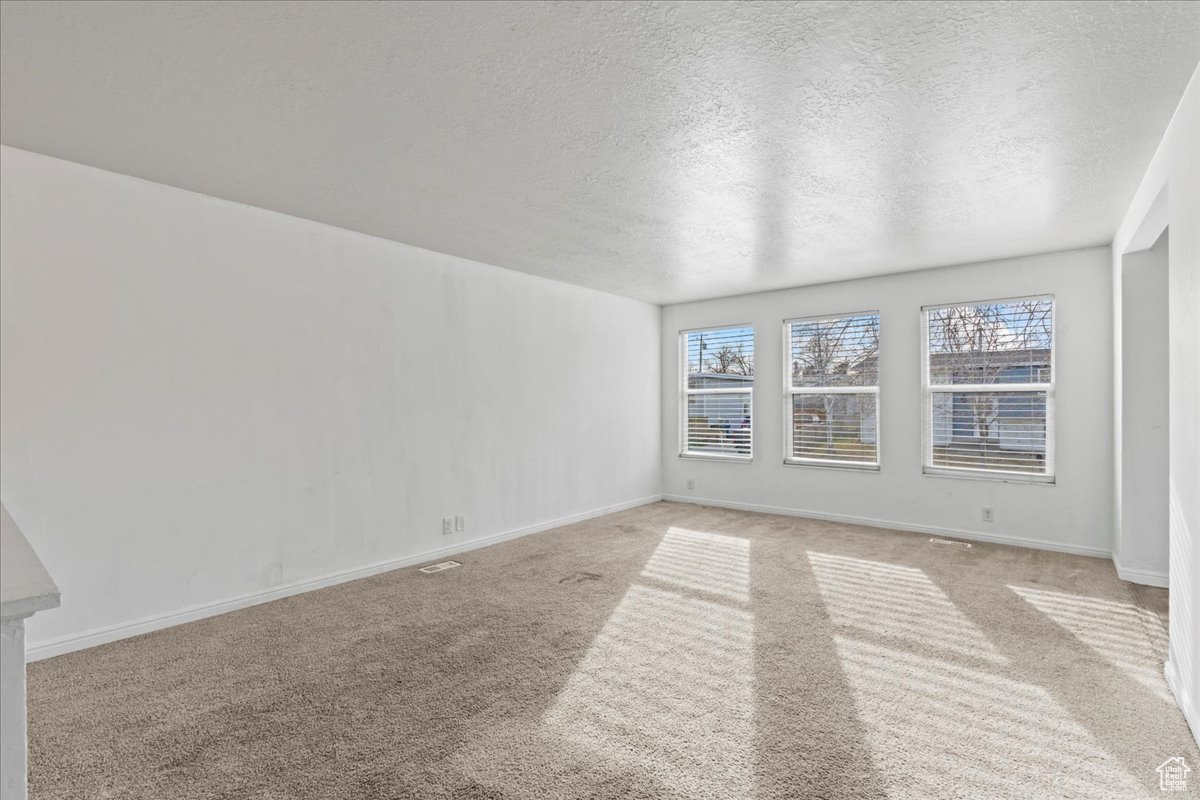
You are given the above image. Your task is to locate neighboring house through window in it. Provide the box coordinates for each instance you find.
[681,325,754,459]
[922,296,1054,482]
[785,312,881,468]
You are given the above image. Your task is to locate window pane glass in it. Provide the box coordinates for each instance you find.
[685,326,754,390]
[930,391,1047,474]
[927,299,1052,385]
[790,314,879,387]
[791,393,877,463]
[686,392,751,456]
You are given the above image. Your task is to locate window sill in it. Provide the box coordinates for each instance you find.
[784,459,880,472]
[679,452,753,464]
[922,466,1055,485]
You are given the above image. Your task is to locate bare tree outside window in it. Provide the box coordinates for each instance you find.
[705,343,753,376]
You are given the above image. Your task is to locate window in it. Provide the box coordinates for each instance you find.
[922,296,1054,481]
[785,312,880,468]
[681,325,754,459]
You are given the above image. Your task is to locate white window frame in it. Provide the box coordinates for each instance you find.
[782,311,881,471]
[679,324,754,462]
[920,294,1056,484]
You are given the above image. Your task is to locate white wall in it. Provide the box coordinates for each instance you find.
[0,618,27,800]
[1118,231,1169,583]
[0,146,663,657]
[661,247,1113,556]
[1112,66,1200,748]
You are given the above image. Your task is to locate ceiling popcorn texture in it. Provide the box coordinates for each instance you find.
[2,1,1198,304]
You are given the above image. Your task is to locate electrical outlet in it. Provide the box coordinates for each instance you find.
[982,507,995,523]
[686,478,695,491]
[442,517,454,535]
[455,514,465,532]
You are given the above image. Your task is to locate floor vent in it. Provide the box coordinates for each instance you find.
[419,560,462,574]
[929,537,972,548]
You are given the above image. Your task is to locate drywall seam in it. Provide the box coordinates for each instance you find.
[25,494,663,662]
[662,494,1110,558]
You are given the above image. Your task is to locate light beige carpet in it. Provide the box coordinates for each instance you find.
[26,501,1198,799]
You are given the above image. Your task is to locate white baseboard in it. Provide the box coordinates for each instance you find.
[1165,659,1200,751]
[26,494,663,662]
[661,494,1111,558]
[1112,554,1169,587]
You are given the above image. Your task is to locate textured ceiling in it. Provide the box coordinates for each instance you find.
[2,1,1198,304]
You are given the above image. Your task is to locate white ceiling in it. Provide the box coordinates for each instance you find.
[2,1,1198,304]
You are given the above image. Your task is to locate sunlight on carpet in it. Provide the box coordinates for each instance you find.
[832,635,1146,800]
[641,527,751,602]
[1010,585,1173,703]
[808,551,1005,663]
[542,528,754,798]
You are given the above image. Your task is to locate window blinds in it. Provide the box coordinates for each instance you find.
[787,313,880,467]
[682,325,754,458]
[924,297,1053,479]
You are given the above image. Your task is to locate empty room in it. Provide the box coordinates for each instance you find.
[1,1,1199,798]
